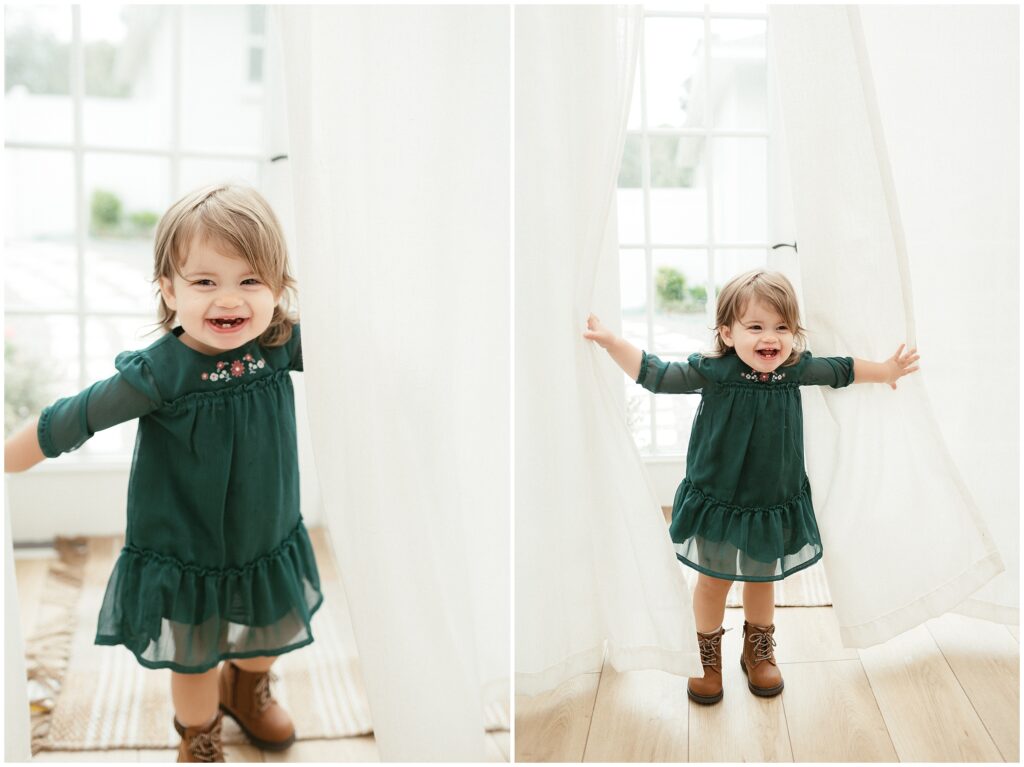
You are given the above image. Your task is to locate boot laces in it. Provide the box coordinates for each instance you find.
[748,626,776,662]
[697,632,723,667]
[188,720,223,762]
[253,671,278,713]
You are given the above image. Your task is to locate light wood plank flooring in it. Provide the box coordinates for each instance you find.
[515,606,1019,762]
[14,532,509,763]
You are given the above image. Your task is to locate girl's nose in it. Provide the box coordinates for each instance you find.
[216,292,243,308]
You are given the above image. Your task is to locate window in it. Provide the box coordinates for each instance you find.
[618,2,770,455]
[4,5,269,459]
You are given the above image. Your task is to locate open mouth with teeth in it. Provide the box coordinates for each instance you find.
[756,348,779,360]
[207,317,248,331]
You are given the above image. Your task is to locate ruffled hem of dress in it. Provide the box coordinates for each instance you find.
[670,477,823,580]
[93,521,323,673]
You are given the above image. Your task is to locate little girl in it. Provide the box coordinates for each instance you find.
[584,269,919,705]
[5,183,321,762]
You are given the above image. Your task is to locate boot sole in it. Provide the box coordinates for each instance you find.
[219,704,296,751]
[686,685,723,705]
[739,659,784,697]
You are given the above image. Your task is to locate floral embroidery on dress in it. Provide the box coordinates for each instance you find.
[741,369,786,384]
[201,353,265,382]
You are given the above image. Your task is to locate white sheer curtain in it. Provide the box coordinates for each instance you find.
[769,5,1015,647]
[515,5,702,697]
[5,502,32,762]
[276,6,509,761]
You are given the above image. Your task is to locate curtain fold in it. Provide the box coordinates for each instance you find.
[276,6,509,760]
[769,5,1013,647]
[515,5,702,697]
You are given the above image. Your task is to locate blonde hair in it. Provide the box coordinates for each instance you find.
[153,183,297,347]
[711,269,807,366]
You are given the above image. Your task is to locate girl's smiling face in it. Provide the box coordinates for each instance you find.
[159,235,278,356]
[719,298,795,373]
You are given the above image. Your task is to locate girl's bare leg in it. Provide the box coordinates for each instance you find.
[231,655,277,673]
[693,573,734,632]
[171,667,220,728]
[742,580,775,626]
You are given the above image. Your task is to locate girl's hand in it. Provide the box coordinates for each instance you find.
[583,314,617,350]
[883,343,921,389]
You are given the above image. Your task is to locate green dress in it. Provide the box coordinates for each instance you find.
[637,349,854,582]
[38,324,323,673]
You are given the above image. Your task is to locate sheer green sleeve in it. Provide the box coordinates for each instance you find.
[796,352,855,389]
[636,351,708,394]
[37,367,161,459]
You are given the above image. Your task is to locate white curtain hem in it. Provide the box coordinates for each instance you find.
[838,550,1005,647]
[515,642,702,698]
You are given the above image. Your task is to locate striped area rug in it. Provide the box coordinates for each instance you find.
[32,528,509,752]
[679,559,833,607]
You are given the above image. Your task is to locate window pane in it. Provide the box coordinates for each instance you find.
[653,353,701,452]
[710,2,769,14]
[626,387,652,452]
[5,4,73,143]
[84,153,170,312]
[5,148,77,312]
[179,158,261,197]
[617,134,644,243]
[620,248,647,350]
[644,17,704,129]
[82,5,174,150]
[248,5,266,35]
[5,315,79,436]
[651,249,712,354]
[710,19,766,130]
[712,137,765,243]
[713,249,768,298]
[649,136,707,243]
[181,5,265,154]
[644,0,704,11]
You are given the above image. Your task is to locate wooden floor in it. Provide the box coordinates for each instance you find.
[515,606,1019,763]
[13,540,509,763]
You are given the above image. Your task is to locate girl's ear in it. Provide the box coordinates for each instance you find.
[159,276,177,311]
[719,324,735,348]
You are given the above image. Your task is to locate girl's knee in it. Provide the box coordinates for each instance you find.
[696,573,734,593]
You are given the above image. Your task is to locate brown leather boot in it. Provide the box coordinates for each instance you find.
[174,711,225,763]
[740,620,784,697]
[218,660,296,751]
[687,626,726,705]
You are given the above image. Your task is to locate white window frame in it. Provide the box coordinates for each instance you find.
[4,5,269,463]
[626,3,773,458]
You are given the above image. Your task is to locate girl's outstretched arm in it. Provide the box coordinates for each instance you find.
[5,417,46,473]
[853,343,921,390]
[583,314,642,380]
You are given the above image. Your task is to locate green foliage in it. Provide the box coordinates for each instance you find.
[4,339,54,437]
[4,25,70,94]
[91,189,122,233]
[617,135,701,189]
[128,210,159,232]
[655,266,706,313]
[90,189,158,238]
[5,24,129,97]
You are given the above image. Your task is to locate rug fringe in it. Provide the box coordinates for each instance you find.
[27,537,88,755]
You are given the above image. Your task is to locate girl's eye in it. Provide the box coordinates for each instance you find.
[749,325,762,331]
[193,279,214,287]
[242,278,262,286]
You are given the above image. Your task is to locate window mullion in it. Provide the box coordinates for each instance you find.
[71,5,86,391]
[638,15,656,454]
[704,6,716,327]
